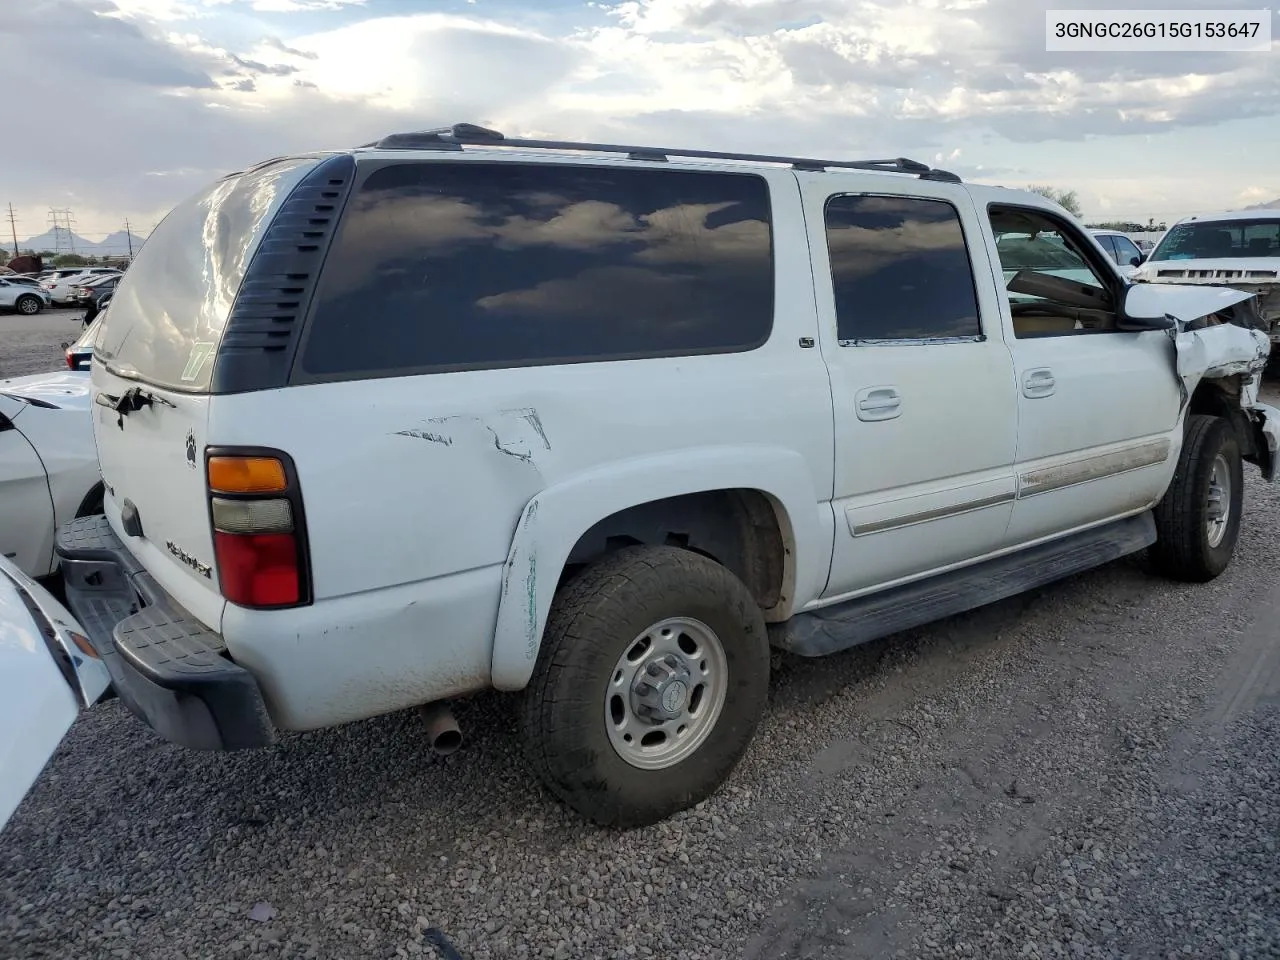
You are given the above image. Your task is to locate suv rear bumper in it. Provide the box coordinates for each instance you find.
[55,516,275,751]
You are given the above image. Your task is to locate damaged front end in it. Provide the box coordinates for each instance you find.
[1141,263,1280,345]
[1123,283,1279,481]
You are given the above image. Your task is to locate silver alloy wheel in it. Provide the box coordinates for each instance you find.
[1205,453,1231,548]
[604,616,729,770]
[17,296,38,315]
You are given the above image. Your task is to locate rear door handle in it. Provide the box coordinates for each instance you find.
[1022,368,1056,398]
[856,386,902,421]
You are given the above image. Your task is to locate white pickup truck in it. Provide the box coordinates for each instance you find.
[53,125,1278,828]
[1136,209,1280,346]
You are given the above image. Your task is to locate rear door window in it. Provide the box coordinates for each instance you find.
[296,160,775,379]
[824,194,982,341]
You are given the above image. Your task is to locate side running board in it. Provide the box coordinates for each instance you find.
[776,512,1157,658]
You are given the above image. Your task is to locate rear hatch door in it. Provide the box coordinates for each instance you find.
[91,157,320,628]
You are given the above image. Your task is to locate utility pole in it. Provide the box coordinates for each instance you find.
[5,204,17,261]
[123,217,134,259]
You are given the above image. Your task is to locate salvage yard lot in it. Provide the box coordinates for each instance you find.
[1,310,1278,960]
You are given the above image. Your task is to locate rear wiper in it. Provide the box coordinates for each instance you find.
[95,386,175,428]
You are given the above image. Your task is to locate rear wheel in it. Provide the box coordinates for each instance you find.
[1149,414,1243,582]
[16,294,42,315]
[520,545,770,828]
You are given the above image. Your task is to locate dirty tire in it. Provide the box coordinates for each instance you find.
[16,294,42,316]
[1150,414,1243,583]
[520,545,770,828]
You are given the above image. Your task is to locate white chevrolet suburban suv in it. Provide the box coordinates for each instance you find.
[56,124,1279,828]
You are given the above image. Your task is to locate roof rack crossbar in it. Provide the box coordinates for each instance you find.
[365,123,963,183]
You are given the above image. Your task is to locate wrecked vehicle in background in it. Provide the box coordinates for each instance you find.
[48,125,1279,831]
[1136,209,1280,348]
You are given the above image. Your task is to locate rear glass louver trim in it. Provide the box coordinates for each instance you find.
[210,153,358,394]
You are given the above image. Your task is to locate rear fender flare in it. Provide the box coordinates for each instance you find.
[490,447,829,691]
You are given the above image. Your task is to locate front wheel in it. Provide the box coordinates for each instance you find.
[1149,414,1244,582]
[520,545,770,828]
[15,294,42,315]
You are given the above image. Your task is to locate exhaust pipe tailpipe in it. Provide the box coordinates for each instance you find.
[419,701,463,756]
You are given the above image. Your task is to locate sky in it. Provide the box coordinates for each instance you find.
[1,0,1277,244]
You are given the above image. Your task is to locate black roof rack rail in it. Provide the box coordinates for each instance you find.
[359,122,963,183]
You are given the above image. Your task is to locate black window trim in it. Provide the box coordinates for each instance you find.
[823,191,987,348]
[988,202,1129,340]
[287,157,778,387]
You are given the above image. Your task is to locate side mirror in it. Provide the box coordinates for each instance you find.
[1117,312,1175,331]
[1130,254,1146,267]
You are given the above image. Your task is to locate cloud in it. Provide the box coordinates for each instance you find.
[4,0,1279,233]
[261,34,318,59]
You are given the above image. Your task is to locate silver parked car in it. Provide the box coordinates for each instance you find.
[0,276,51,315]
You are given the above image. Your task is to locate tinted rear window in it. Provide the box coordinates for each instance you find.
[297,160,774,377]
[95,157,319,391]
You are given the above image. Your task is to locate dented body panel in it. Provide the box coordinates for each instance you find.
[1172,320,1278,480]
[490,447,831,691]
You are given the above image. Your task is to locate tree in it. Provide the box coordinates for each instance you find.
[1026,185,1082,217]
[52,253,89,267]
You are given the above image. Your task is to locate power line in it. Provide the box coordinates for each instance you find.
[63,209,77,255]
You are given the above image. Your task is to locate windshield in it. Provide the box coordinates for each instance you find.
[1151,217,1280,261]
[95,156,319,391]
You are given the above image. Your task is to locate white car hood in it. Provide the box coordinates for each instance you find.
[0,370,93,412]
[1124,282,1258,325]
[0,555,110,831]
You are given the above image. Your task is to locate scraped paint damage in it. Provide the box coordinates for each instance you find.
[394,407,552,461]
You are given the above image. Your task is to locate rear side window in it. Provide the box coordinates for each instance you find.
[95,157,319,392]
[824,194,981,341]
[297,161,775,377]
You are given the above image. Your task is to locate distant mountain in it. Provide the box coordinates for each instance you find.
[95,230,146,256]
[1238,198,1280,211]
[14,228,97,255]
[12,227,148,258]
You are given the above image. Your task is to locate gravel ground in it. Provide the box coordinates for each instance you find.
[0,307,86,378]
[2,316,1278,960]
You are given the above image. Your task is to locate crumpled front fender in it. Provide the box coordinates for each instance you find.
[1174,323,1270,392]
[1171,315,1277,481]
[1249,403,1280,482]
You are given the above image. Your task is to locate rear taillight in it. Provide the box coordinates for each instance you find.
[206,450,311,609]
[65,351,74,369]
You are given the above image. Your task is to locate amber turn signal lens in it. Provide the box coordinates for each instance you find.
[207,456,288,494]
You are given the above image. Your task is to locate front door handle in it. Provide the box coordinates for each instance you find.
[856,386,902,421]
[1022,368,1056,398]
